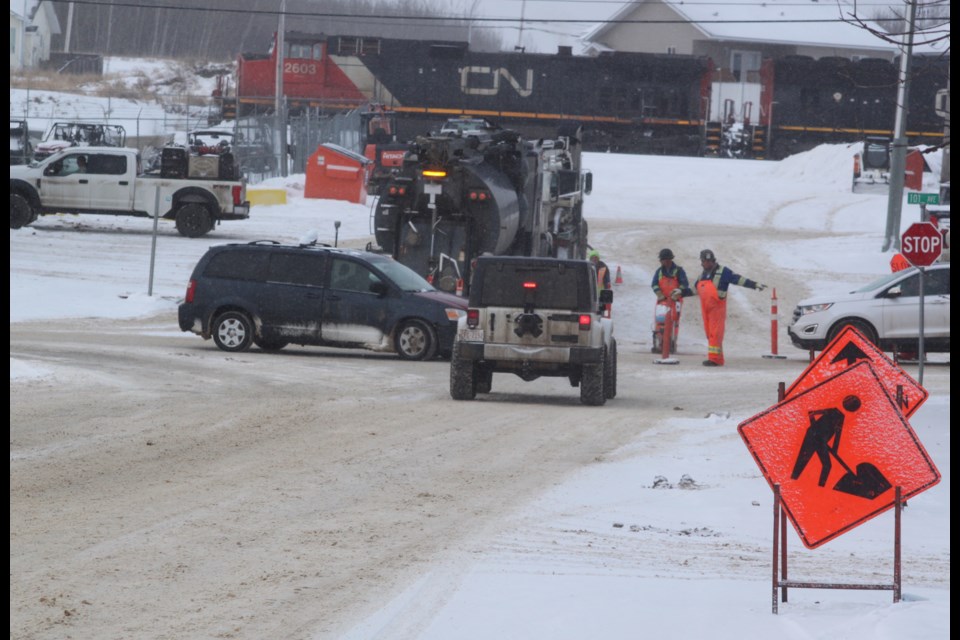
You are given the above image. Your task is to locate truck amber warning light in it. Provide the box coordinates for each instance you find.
[422,169,447,179]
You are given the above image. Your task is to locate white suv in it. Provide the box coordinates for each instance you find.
[787,263,950,353]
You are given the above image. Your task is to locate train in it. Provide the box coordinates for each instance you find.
[222,32,949,160]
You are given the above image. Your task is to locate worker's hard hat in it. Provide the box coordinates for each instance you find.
[658,248,674,261]
[700,249,716,262]
[588,249,600,260]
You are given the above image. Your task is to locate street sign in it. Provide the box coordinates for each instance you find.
[785,325,928,418]
[738,362,940,549]
[901,222,943,267]
[907,192,940,205]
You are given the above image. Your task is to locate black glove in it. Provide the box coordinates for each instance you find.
[756,283,768,292]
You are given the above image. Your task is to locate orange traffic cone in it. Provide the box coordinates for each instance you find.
[614,265,623,285]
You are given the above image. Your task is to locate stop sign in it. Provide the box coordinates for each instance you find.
[901,222,943,267]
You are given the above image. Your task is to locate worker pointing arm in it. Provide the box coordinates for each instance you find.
[694,249,767,367]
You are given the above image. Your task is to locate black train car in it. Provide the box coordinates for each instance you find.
[769,54,948,158]
[327,37,711,155]
[231,32,947,159]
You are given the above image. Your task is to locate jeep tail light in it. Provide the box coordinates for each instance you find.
[232,185,243,205]
[467,308,479,329]
[388,184,407,197]
[522,281,537,289]
[579,314,592,331]
[185,279,197,304]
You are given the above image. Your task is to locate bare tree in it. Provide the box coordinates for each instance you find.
[845,0,950,50]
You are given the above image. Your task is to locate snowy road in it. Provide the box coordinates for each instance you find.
[10,148,949,639]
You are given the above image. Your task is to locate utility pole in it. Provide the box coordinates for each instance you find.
[882,0,919,252]
[275,0,287,178]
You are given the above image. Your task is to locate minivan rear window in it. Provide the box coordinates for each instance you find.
[268,253,326,287]
[203,250,270,281]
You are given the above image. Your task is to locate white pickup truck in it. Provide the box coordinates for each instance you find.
[9,146,250,237]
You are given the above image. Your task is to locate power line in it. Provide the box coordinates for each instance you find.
[46,0,942,25]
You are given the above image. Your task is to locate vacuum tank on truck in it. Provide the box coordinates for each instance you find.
[371,124,592,294]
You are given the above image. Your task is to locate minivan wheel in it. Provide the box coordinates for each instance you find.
[212,311,254,352]
[395,319,437,361]
[253,336,288,351]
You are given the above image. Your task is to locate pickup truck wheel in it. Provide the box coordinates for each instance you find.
[175,203,214,238]
[10,194,35,229]
[395,319,437,361]
[212,311,254,352]
[449,343,477,400]
[580,352,606,406]
[603,339,617,399]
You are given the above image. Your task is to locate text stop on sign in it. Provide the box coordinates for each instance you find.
[902,234,941,254]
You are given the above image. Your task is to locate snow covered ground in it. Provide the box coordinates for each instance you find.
[10,138,949,638]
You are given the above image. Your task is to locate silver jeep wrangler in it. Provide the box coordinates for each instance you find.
[449,256,616,405]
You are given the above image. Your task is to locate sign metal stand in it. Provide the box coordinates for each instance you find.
[768,381,903,614]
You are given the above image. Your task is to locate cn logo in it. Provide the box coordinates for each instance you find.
[460,66,534,97]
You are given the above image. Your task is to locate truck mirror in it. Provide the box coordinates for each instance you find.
[583,172,593,195]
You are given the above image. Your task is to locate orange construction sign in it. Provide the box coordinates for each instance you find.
[786,325,928,418]
[738,361,940,549]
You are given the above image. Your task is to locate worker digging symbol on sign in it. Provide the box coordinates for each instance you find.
[790,394,891,499]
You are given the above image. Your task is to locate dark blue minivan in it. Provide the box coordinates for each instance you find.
[178,241,468,360]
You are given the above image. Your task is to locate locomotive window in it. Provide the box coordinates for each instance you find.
[338,37,359,55]
[287,43,314,59]
[312,44,323,60]
[361,38,381,55]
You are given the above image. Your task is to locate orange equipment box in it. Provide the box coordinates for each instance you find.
[304,143,373,205]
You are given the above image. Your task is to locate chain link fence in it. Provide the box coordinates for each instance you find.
[11,90,368,185]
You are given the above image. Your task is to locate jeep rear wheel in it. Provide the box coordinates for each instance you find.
[212,311,254,352]
[395,319,437,361]
[580,352,606,406]
[450,343,477,400]
[476,370,492,394]
[11,194,35,229]
[175,203,214,238]
[603,339,617,400]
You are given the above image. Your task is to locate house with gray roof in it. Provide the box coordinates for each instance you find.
[580,0,901,66]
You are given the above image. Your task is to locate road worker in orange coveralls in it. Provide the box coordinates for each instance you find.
[694,249,767,367]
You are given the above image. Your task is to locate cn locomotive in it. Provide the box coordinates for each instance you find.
[226,32,949,160]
